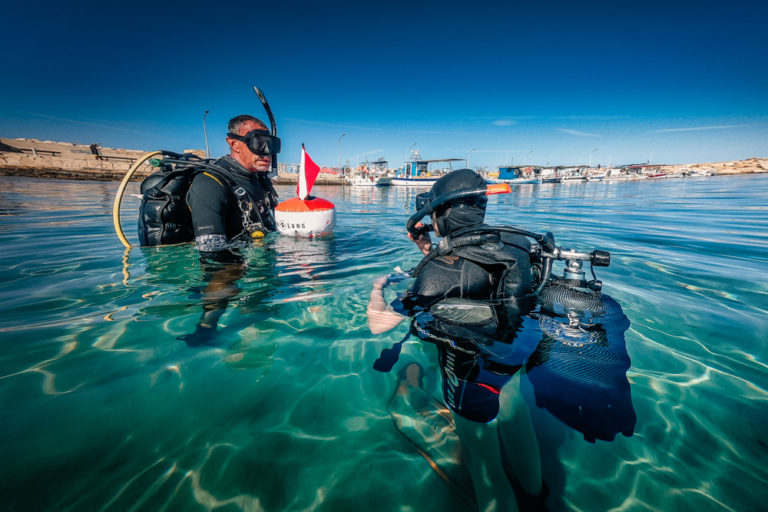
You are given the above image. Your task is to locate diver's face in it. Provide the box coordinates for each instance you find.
[228,120,272,172]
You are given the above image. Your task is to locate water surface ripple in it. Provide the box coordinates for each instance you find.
[0,175,766,511]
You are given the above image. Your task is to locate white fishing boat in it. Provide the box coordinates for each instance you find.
[539,168,561,183]
[346,175,377,187]
[559,168,587,183]
[391,155,464,187]
[586,168,607,181]
[346,157,389,187]
[603,168,625,181]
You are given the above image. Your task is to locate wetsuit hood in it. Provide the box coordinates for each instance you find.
[428,169,487,235]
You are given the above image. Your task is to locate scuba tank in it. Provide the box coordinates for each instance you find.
[529,258,635,442]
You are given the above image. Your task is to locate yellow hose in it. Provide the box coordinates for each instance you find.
[112,151,162,248]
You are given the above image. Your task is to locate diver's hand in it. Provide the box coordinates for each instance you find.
[178,323,218,347]
[367,275,407,334]
[408,222,432,255]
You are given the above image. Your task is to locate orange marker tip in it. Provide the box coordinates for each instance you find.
[486,183,512,195]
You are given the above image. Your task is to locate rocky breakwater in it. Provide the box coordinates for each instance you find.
[0,137,203,181]
[0,137,344,185]
[661,157,768,176]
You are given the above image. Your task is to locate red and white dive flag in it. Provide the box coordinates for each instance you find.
[297,144,321,200]
[275,144,336,237]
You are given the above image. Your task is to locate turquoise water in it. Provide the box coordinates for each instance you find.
[1,174,766,511]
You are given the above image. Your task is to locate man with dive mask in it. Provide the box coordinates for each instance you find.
[180,115,280,346]
[187,114,280,254]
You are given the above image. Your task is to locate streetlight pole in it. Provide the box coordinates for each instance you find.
[338,133,346,174]
[589,148,598,168]
[203,110,210,158]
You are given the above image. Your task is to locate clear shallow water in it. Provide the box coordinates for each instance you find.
[1,174,766,511]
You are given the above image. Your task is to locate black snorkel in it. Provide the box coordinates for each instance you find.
[253,86,278,176]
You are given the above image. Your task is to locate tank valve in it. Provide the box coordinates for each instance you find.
[563,258,586,281]
[590,250,611,267]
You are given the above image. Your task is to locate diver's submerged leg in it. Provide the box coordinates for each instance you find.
[497,372,542,497]
[453,413,518,512]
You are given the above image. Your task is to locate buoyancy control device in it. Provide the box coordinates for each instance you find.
[136,152,243,246]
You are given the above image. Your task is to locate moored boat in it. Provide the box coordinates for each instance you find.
[538,168,561,183]
[391,154,464,187]
[347,175,377,186]
[485,165,540,185]
[559,168,587,183]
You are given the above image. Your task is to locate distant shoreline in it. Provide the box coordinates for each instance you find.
[0,165,312,185]
[0,136,333,185]
[2,136,766,184]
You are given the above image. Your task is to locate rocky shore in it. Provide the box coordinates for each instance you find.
[1,137,766,183]
[0,137,321,185]
[660,158,768,175]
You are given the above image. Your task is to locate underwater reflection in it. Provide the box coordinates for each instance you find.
[528,284,636,443]
[129,233,338,348]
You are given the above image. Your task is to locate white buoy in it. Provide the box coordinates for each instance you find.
[275,144,336,237]
[275,197,335,237]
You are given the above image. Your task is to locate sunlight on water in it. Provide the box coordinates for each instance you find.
[1,175,767,511]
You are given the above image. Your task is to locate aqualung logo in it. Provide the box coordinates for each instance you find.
[278,221,306,229]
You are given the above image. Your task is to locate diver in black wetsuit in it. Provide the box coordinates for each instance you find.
[188,115,279,255]
[367,169,537,332]
[180,115,279,346]
[367,169,548,511]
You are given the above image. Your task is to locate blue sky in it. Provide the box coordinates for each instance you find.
[2,0,766,168]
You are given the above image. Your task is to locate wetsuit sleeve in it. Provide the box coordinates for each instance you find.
[188,173,228,238]
[390,272,446,316]
[187,173,240,263]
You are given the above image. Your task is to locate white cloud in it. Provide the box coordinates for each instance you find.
[650,124,746,133]
[557,128,600,137]
[552,115,628,121]
[492,119,516,126]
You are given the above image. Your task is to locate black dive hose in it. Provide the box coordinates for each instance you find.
[408,232,501,278]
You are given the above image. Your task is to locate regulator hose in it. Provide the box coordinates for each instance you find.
[112,150,162,248]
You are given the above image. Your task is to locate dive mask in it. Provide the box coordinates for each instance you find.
[228,129,282,156]
[414,192,430,212]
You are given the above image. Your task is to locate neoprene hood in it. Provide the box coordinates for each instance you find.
[428,169,487,235]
